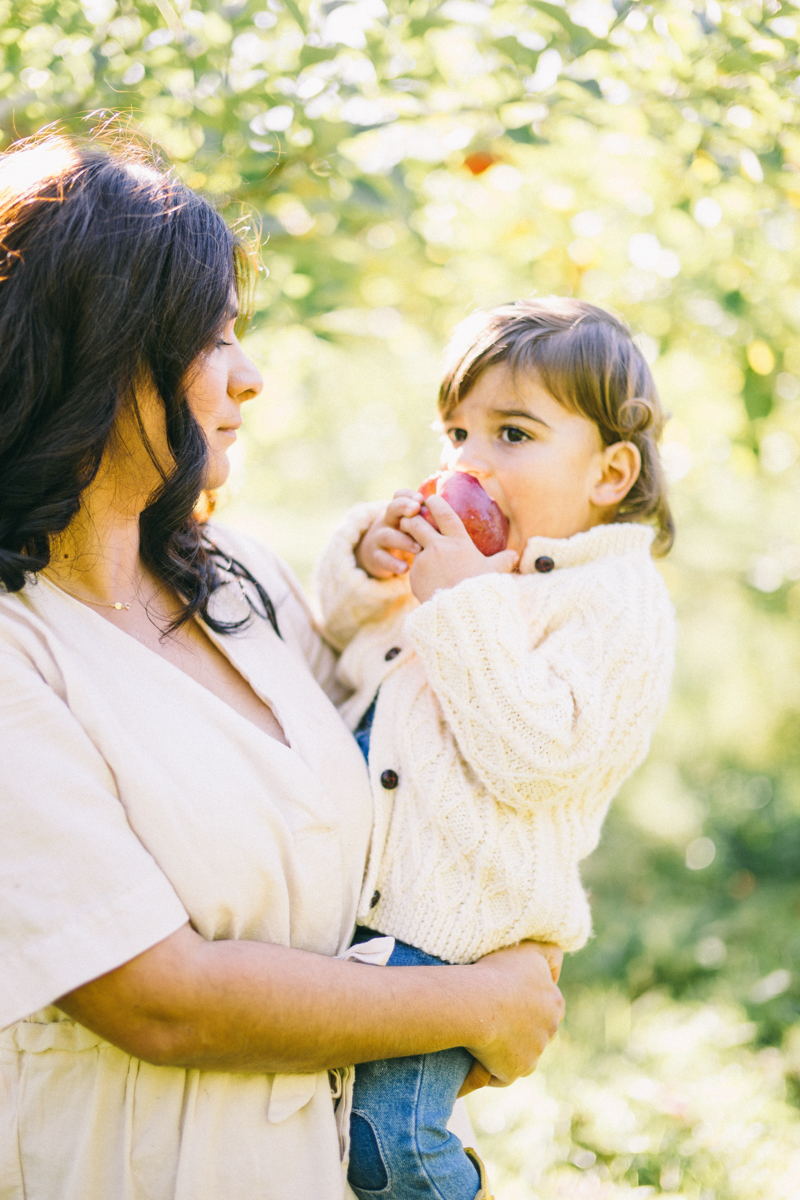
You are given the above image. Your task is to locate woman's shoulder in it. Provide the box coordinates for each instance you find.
[0,580,56,647]
[0,584,70,700]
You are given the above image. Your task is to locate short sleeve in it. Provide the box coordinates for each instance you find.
[0,647,189,1029]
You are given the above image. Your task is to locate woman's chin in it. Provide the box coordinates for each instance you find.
[204,459,231,491]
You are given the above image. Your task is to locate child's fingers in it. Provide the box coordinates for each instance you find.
[457,1059,493,1096]
[368,549,410,576]
[421,494,470,539]
[385,494,422,527]
[377,527,422,556]
[399,512,441,547]
[486,548,520,575]
[388,548,415,566]
[400,503,470,548]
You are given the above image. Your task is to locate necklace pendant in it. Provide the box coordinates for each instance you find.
[114,602,130,611]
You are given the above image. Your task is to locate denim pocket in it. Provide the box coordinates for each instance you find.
[349,1110,389,1192]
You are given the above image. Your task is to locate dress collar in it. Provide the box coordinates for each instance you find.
[519,522,655,575]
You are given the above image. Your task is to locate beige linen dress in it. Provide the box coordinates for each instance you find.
[0,525,373,1200]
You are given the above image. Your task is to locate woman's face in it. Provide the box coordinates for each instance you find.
[185,300,263,490]
[127,297,263,501]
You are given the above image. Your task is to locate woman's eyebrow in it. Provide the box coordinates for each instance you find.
[492,406,551,429]
[226,302,240,320]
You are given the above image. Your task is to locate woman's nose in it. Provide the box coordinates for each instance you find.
[229,350,263,403]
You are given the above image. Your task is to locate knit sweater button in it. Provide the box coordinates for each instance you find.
[534,556,555,573]
[370,891,381,907]
[384,647,401,661]
[380,769,399,789]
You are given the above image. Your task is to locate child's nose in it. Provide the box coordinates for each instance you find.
[446,443,492,478]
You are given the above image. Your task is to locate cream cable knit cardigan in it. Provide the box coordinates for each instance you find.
[317,504,675,962]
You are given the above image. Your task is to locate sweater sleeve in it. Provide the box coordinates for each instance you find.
[404,565,674,811]
[315,502,414,652]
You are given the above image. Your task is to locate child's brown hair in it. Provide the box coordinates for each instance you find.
[438,297,674,554]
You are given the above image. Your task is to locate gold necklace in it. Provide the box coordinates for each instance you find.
[43,573,141,611]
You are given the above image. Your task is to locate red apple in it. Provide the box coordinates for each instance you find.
[418,471,509,556]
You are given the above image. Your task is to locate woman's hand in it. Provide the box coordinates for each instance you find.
[400,494,518,604]
[458,942,564,1096]
[460,942,564,1089]
[355,491,424,579]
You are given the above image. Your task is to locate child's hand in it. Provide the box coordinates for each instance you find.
[355,491,424,579]
[400,493,519,603]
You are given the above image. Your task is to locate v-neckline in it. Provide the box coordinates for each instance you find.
[35,574,295,754]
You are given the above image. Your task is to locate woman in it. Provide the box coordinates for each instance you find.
[0,134,564,1200]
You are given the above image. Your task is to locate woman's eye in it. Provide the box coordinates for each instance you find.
[500,426,530,444]
[216,339,233,348]
[447,428,468,444]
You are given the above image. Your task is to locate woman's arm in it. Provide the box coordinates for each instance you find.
[57,923,564,1080]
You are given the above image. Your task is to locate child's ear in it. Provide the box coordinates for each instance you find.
[590,441,642,511]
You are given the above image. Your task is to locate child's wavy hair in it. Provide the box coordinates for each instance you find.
[438,298,674,555]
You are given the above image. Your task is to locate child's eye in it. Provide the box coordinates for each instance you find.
[500,425,530,444]
[447,428,468,444]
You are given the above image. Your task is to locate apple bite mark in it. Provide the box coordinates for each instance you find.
[418,471,509,557]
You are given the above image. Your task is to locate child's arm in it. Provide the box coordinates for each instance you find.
[400,507,675,811]
[314,500,418,652]
[355,492,423,579]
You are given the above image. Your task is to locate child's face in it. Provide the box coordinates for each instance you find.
[440,363,617,554]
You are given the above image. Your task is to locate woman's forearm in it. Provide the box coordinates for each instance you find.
[58,925,488,1072]
[57,923,563,1080]
[142,929,493,1072]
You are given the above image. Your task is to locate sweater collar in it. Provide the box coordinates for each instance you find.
[519,522,655,575]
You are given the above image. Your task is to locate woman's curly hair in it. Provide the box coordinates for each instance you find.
[439,297,674,555]
[0,131,276,634]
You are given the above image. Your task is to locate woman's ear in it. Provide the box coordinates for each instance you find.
[590,441,642,512]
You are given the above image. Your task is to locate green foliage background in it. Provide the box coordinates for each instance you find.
[4,0,800,1190]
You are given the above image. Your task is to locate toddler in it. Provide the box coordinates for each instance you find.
[316,298,676,1200]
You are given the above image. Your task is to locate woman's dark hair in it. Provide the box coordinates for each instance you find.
[0,131,277,634]
[439,297,674,555]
